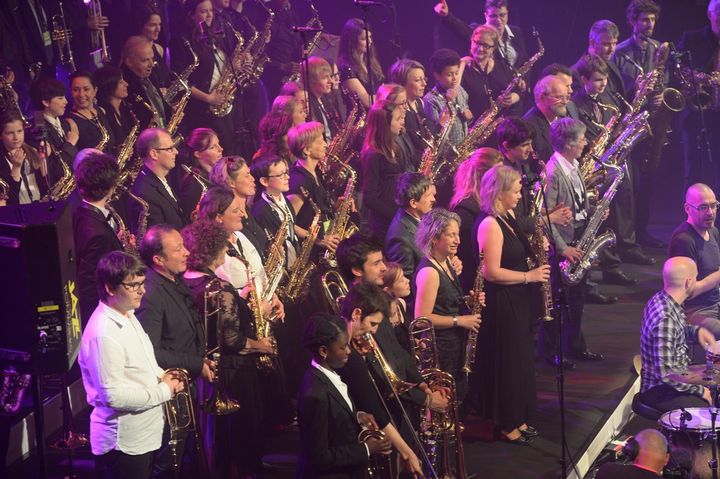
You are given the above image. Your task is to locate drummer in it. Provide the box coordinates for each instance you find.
[639,257,720,413]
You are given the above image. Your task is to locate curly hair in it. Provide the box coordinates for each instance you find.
[415,208,461,257]
[181,218,229,271]
[626,0,660,25]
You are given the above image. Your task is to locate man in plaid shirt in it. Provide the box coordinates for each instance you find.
[640,257,720,412]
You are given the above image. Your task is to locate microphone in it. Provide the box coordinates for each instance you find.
[679,408,693,422]
[291,26,323,33]
[354,0,384,6]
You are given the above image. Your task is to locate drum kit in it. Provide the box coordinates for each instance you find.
[659,350,720,479]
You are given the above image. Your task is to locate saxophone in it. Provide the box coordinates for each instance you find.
[163,39,199,106]
[0,367,31,416]
[94,115,110,151]
[680,68,720,112]
[262,210,289,304]
[209,22,247,117]
[0,73,28,127]
[107,202,138,255]
[408,318,467,479]
[115,110,140,172]
[560,110,651,285]
[462,256,484,375]
[0,177,9,203]
[527,168,553,322]
[203,277,241,415]
[279,198,320,303]
[46,149,74,201]
[282,3,323,83]
[322,164,358,267]
[237,256,277,372]
[166,86,190,137]
[119,185,150,245]
[417,98,457,180]
[579,98,621,193]
[452,28,545,165]
[236,3,274,90]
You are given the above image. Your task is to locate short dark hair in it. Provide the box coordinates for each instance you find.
[495,117,532,149]
[576,54,609,80]
[540,63,573,78]
[96,251,146,302]
[29,77,66,110]
[181,219,228,271]
[69,70,95,88]
[302,312,346,355]
[340,281,391,322]
[0,110,25,130]
[484,0,509,10]
[75,151,120,201]
[395,172,432,207]
[428,48,461,75]
[336,233,384,280]
[250,154,287,192]
[138,224,178,267]
[626,0,660,25]
[94,65,124,105]
[196,186,235,221]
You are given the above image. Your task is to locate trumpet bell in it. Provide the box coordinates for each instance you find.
[662,87,686,113]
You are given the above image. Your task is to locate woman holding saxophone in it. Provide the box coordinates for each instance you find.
[66,71,115,152]
[471,164,548,445]
[178,128,224,221]
[181,218,274,478]
[414,208,482,398]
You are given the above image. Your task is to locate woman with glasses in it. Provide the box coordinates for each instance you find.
[180,218,275,478]
[66,71,116,152]
[337,18,385,109]
[462,24,524,121]
[178,128,224,220]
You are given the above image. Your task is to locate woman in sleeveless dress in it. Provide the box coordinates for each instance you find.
[472,164,550,445]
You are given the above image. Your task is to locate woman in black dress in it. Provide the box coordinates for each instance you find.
[94,66,134,155]
[462,25,524,120]
[178,127,224,220]
[337,18,385,109]
[66,71,115,152]
[449,147,503,292]
[135,6,172,90]
[181,218,274,477]
[414,208,482,396]
[473,164,550,444]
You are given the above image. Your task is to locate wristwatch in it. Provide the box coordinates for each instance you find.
[452,316,458,327]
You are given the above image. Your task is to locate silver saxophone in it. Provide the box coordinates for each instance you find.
[560,110,651,285]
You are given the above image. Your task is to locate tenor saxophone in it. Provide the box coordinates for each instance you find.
[208,22,247,117]
[279,198,320,303]
[107,203,138,255]
[462,256,484,374]
[235,2,274,90]
[133,95,162,129]
[118,185,150,245]
[418,97,457,180]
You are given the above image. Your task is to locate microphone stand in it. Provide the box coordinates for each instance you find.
[354,1,382,105]
[683,52,714,178]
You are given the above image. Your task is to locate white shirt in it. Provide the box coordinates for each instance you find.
[552,151,587,221]
[216,230,268,294]
[210,48,227,90]
[78,302,171,455]
[43,114,65,139]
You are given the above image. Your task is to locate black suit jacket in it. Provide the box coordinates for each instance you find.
[41,118,78,170]
[679,26,718,73]
[523,105,553,163]
[571,55,628,106]
[122,65,171,130]
[296,367,368,479]
[572,91,615,143]
[441,11,527,66]
[385,209,422,279]
[136,268,205,377]
[130,166,187,233]
[73,203,123,325]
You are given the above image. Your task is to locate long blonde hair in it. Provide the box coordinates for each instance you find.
[479,164,521,216]
[449,147,503,210]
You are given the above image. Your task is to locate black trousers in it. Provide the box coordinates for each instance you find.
[98,449,155,479]
[640,384,708,414]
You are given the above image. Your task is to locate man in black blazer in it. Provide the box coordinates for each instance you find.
[73,151,123,326]
[121,36,171,130]
[523,75,569,164]
[434,0,527,68]
[130,128,186,233]
[136,224,213,478]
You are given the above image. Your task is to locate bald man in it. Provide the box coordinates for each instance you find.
[639,257,720,413]
[121,36,170,130]
[669,184,720,336]
[596,429,669,478]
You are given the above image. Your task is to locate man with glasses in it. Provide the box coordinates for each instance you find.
[669,184,720,337]
[130,128,186,233]
[523,75,569,163]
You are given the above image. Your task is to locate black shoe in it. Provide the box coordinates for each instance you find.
[520,426,539,437]
[570,350,604,361]
[620,251,656,265]
[637,232,667,249]
[586,291,619,304]
[602,270,639,286]
[545,356,576,370]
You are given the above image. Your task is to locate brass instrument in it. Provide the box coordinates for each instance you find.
[237,256,278,372]
[407,319,466,478]
[262,210,289,304]
[451,27,545,167]
[121,185,150,245]
[209,22,246,117]
[236,3,274,90]
[0,177,9,203]
[134,95,162,129]
[164,40,199,106]
[560,111,651,285]
[321,268,348,314]
[680,69,719,112]
[167,85,191,137]
[462,256,484,375]
[51,1,76,72]
[418,99,457,181]
[162,368,195,471]
[116,110,140,172]
[87,0,110,67]
[282,3,323,83]
[0,367,31,416]
[579,98,621,195]
[45,152,74,201]
[0,73,28,127]
[322,164,358,267]
[107,203,137,255]
[94,115,110,152]
[280,198,320,303]
[527,165,553,322]
[203,277,241,415]
[181,164,210,194]
[357,411,393,478]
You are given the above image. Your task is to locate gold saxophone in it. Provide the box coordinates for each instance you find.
[166,87,190,137]
[162,368,195,471]
[119,185,150,245]
[279,198,320,303]
[579,98,621,194]
[0,177,9,203]
[164,39,199,106]
[45,151,74,201]
[322,165,358,267]
[262,210,289,303]
[134,95,162,129]
[236,2,274,90]
[282,3,323,83]
[680,68,720,112]
[0,367,31,416]
[406,319,467,479]
[417,97,457,180]
[116,109,140,172]
[462,256,485,374]
[209,22,246,117]
[0,73,28,127]
[203,277,241,415]
[107,203,138,255]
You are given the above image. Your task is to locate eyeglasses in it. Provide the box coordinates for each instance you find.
[687,202,720,212]
[120,280,145,292]
[474,42,496,50]
[266,170,290,179]
[153,145,177,152]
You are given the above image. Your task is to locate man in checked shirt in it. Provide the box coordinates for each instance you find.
[639,256,720,413]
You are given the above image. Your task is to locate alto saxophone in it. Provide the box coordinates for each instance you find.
[236,2,274,90]
[282,3,323,83]
[45,149,74,201]
[408,318,467,478]
[0,73,28,128]
[579,98,621,195]
[203,277,241,415]
[166,86,190,137]
[417,97,457,180]
[133,95,162,129]
[322,164,358,267]
[108,203,138,255]
[116,109,140,172]
[280,198,320,303]
[462,256,484,374]
[117,184,150,244]
[94,115,110,152]
[237,256,278,372]
[164,39,199,106]
[209,22,246,117]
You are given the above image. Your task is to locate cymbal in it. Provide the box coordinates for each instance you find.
[666,365,720,386]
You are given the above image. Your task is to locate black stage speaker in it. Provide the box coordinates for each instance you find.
[0,201,81,374]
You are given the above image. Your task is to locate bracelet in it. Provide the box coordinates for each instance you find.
[523,273,528,285]
[452,316,458,327]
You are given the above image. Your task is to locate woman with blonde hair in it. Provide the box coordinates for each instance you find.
[450,147,503,291]
[471,164,549,445]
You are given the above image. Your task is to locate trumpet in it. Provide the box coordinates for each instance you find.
[87,0,110,67]
[51,1,76,72]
